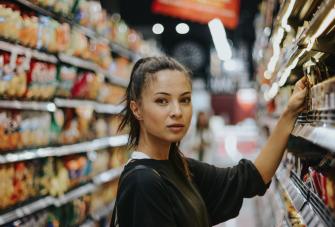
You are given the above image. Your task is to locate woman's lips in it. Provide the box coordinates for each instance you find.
[167,124,185,133]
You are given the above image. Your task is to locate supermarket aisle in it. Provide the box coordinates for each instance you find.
[210,117,260,227]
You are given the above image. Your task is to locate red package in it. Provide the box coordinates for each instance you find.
[309,167,323,197]
[26,59,57,100]
[320,173,328,205]
[326,178,335,210]
[71,71,101,100]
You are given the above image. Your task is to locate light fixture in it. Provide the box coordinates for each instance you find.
[208,18,232,61]
[266,27,284,77]
[268,82,279,99]
[152,23,164,35]
[281,0,296,31]
[176,23,189,34]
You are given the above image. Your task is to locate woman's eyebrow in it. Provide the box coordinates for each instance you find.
[154,92,170,96]
[180,91,191,96]
[154,91,191,96]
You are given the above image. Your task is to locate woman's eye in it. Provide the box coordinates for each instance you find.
[181,97,191,104]
[155,98,168,105]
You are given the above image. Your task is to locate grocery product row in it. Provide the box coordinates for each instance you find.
[0,107,128,153]
[255,0,335,226]
[0,146,127,226]
[256,0,335,150]
[1,0,143,61]
[0,41,129,101]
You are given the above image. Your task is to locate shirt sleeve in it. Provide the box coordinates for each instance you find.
[117,168,177,227]
[188,158,270,225]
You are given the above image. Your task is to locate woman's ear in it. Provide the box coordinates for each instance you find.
[130,100,142,120]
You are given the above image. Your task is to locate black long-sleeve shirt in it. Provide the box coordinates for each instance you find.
[115,158,269,227]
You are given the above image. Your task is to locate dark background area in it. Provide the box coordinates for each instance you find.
[100,0,261,82]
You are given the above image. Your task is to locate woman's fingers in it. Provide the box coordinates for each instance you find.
[294,77,307,91]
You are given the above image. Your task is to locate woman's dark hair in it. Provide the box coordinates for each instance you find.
[118,56,192,180]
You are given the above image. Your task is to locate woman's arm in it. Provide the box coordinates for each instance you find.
[254,77,308,184]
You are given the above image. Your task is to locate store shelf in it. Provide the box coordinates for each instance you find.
[0,165,123,225]
[0,98,124,114]
[277,168,335,226]
[54,183,96,207]
[291,124,335,153]
[0,100,56,112]
[277,170,307,212]
[275,181,294,227]
[58,53,102,73]
[291,171,335,226]
[107,75,130,88]
[14,0,72,23]
[0,40,58,63]
[0,196,54,225]
[0,135,128,164]
[276,171,318,226]
[93,167,123,185]
[110,42,141,61]
[54,98,125,114]
[13,0,140,62]
[298,0,335,48]
[91,200,115,221]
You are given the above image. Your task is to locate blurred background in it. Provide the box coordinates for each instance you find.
[1,0,335,226]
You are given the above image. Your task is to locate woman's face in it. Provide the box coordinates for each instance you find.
[135,69,192,143]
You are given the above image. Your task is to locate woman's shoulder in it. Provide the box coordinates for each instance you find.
[120,161,165,189]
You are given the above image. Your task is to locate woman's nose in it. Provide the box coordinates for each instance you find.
[170,102,182,118]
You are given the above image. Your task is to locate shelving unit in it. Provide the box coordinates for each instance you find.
[0,166,122,225]
[0,135,128,164]
[0,100,56,112]
[0,196,54,226]
[256,0,335,225]
[58,53,103,74]
[13,0,141,62]
[291,124,335,153]
[0,40,58,63]
[0,1,141,226]
[54,98,125,114]
[0,98,125,114]
[276,169,329,226]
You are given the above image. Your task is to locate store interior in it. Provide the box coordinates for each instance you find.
[0,0,335,226]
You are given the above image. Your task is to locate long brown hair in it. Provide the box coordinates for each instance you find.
[118,56,192,180]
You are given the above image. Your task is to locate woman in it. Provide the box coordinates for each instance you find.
[112,56,307,227]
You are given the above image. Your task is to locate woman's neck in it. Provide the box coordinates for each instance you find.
[137,132,171,160]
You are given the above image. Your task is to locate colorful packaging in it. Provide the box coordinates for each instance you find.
[0,4,22,41]
[0,110,22,152]
[71,71,101,100]
[26,59,57,100]
[56,64,77,98]
[0,51,28,99]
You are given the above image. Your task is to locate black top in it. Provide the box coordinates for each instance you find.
[114,158,269,227]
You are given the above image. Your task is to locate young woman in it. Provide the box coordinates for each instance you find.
[112,56,307,227]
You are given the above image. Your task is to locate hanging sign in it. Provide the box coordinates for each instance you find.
[152,0,240,29]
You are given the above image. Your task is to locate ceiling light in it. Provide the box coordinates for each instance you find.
[176,23,189,34]
[208,18,232,61]
[152,23,164,35]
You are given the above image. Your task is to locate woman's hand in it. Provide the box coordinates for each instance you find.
[285,77,308,118]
